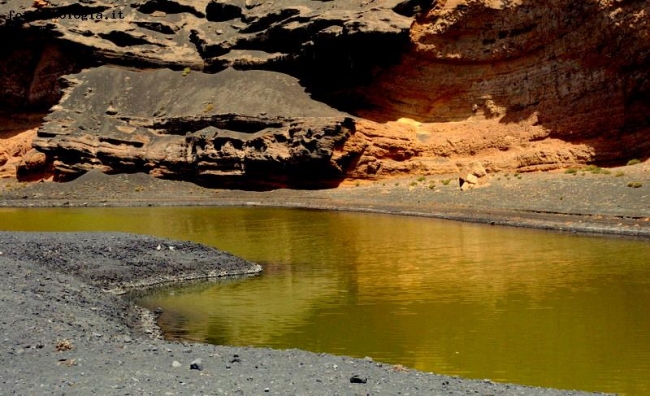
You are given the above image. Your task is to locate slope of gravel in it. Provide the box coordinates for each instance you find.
[0,232,608,395]
[0,232,262,294]
[1,163,648,238]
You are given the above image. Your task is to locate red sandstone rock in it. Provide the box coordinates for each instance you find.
[0,120,39,179]
[349,0,650,177]
[16,149,48,179]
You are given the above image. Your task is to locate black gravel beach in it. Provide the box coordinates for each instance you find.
[0,232,610,395]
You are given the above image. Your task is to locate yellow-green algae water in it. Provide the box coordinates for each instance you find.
[1,207,649,395]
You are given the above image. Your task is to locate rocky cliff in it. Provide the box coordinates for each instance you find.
[0,0,648,185]
[36,66,356,187]
[352,0,650,174]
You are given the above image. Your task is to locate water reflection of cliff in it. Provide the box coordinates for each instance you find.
[138,209,650,395]
[138,207,363,347]
[3,207,650,395]
[143,272,340,346]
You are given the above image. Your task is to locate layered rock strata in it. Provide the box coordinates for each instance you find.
[34,66,355,187]
[352,0,650,172]
[1,0,413,183]
[1,0,648,184]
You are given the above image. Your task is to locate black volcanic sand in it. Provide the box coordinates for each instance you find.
[0,232,607,395]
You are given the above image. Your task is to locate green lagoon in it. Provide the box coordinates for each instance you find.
[1,207,649,395]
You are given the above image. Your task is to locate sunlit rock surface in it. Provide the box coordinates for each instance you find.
[0,0,648,184]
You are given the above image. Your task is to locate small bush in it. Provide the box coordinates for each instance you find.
[627,159,641,166]
[565,168,578,174]
[417,176,426,182]
[55,339,74,352]
[410,181,418,187]
[584,165,610,174]
[442,179,451,185]
[428,184,435,190]
[182,67,191,77]
[627,182,643,188]
[615,171,625,177]
[355,182,360,187]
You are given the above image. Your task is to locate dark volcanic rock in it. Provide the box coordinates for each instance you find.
[33,66,357,187]
[0,0,411,92]
[1,0,410,185]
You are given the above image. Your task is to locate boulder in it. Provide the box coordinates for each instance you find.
[468,161,487,178]
[17,149,46,172]
[458,167,480,191]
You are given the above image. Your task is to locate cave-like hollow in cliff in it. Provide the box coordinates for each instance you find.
[1,0,649,187]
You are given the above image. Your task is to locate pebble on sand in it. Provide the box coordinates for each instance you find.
[190,358,203,371]
[350,375,367,384]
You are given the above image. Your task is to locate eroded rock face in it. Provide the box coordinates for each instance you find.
[0,0,411,94]
[33,67,355,187]
[0,113,50,180]
[1,0,649,184]
[353,0,650,171]
[1,0,412,184]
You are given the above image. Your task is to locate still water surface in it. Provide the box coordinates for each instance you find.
[1,207,649,395]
